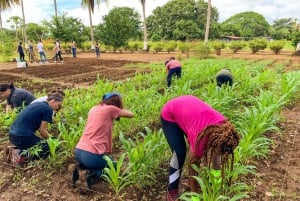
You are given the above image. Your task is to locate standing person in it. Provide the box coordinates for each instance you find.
[54,39,64,63]
[0,83,36,113]
[160,95,239,200]
[37,39,48,64]
[165,57,182,87]
[8,92,64,164]
[28,40,36,63]
[216,68,233,88]
[72,92,134,189]
[17,41,25,61]
[95,42,100,59]
[71,40,77,58]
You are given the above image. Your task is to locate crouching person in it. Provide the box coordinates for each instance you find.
[8,92,64,166]
[72,92,134,189]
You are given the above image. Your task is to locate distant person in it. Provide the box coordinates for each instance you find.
[161,95,240,200]
[9,92,64,165]
[17,41,25,61]
[54,39,64,63]
[165,57,182,87]
[71,40,77,58]
[0,83,36,113]
[28,40,36,63]
[72,92,134,189]
[95,42,100,59]
[37,39,48,64]
[216,68,233,87]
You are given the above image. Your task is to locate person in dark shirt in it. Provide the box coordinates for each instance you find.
[17,41,25,61]
[9,92,64,160]
[215,68,233,88]
[0,83,36,113]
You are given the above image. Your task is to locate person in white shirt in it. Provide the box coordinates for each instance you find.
[37,39,48,64]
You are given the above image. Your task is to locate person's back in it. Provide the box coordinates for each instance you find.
[216,69,233,87]
[8,88,36,109]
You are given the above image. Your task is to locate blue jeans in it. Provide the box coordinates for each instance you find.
[39,51,47,62]
[75,148,114,177]
[71,48,76,58]
[161,116,186,190]
[9,134,50,159]
[167,67,181,87]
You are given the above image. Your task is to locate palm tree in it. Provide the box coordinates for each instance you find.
[204,0,211,46]
[20,0,27,44]
[0,0,20,29]
[7,15,22,41]
[81,0,108,48]
[140,0,148,51]
[54,0,58,17]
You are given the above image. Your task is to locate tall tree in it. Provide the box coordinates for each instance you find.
[81,0,108,48]
[6,15,22,41]
[140,0,148,51]
[0,0,20,29]
[204,0,211,46]
[20,0,27,43]
[54,0,58,17]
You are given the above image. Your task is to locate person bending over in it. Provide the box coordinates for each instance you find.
[165,57,182,87]
[161,95,239,201]
[216,68,233,88]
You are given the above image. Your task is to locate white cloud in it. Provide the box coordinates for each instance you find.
[1,0,300,29]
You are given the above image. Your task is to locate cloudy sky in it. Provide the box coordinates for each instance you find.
[2,0,300,29]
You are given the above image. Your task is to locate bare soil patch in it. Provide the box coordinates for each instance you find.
[0,51,299,200]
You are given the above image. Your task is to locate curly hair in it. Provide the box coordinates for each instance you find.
[196,120,240,188]
[101,94,123,109]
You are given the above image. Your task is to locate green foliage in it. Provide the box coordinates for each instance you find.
[151,42,164,53]
[269,40,286,54]
[102,154,133,195]
[291,31,300,47]
[147,0,219,41]
[47,137,63,164]
[178,42,190,53]
[95,7,142,50]
[211,41,226,55]
[165,41,178,53]
[221,11,270,37]
[228,41,246,53]
[26,23,47,41]
[248,38,268,53]
[46,12,86,46]
[272,18,295,40]
[194,42,211,59]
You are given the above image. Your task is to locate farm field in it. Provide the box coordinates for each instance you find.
[0,51,299,201]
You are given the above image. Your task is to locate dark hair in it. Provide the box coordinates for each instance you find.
[0,83,14,92]
[47,92,64,102]
[169,57,175,60]
[101,92,123,109]
[49,88,65,97]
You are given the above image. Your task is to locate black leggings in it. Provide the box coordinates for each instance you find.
[161,116,186,190]
[167,67,181,87]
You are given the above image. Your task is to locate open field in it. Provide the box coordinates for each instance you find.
[0,51,299,200]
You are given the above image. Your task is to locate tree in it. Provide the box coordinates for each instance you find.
[0,0,20,29]
[26,23,48,41]
[54,0,58,17]
[46,13,87,47]
[6,15,22,41]
[81,0,108,48]
[147,0,219,41]
[95,7,141,50]
[204,0,211,46]
[221,11,270,38]
[272,18,296,40]
[140,0,148,51]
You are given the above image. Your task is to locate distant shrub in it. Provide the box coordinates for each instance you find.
[269,40,286,54]
[211,41,226,55]
[249,39,268,54]
[228,41,246,53]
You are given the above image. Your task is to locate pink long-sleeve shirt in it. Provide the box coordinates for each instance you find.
[166,59,181,70]
[161,95,225,157]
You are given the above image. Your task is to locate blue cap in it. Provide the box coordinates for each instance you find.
[102,92,121,101]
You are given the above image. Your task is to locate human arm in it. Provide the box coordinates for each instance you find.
[119,109,134,118]
[5,104,12,113]
[38,121,51,139]
[188,147,201,192]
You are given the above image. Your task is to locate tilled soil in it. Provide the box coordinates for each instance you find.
[0,51,299,200]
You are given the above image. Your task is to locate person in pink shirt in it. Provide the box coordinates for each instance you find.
[161,95,239,201]
[72,92,134,189]
[165,57,182,87]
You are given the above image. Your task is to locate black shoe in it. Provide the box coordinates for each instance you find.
[72,166,79,187]
[86,170,99,189]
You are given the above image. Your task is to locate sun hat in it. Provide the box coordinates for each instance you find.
[102,92,121,101]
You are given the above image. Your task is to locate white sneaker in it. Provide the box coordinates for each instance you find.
[61,60,64,63]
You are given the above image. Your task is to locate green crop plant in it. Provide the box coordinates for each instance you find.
[102,153,133,196]
[47,137,63,166]
[119,128,168,188]
[180,166,248,201]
